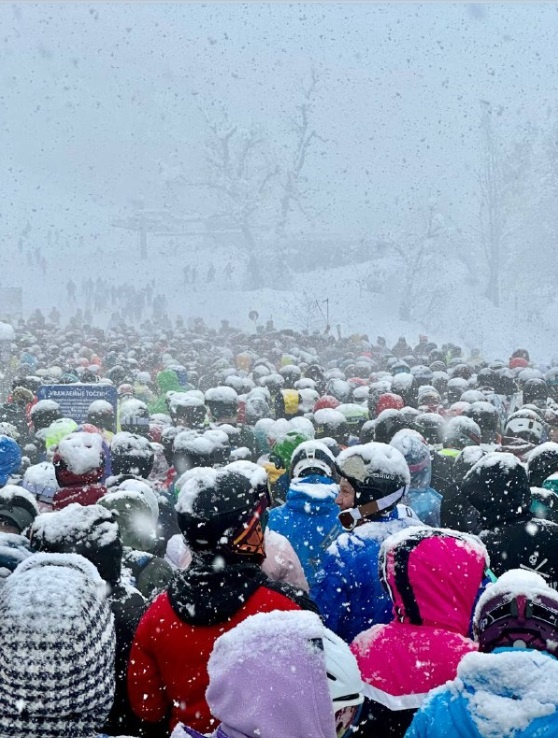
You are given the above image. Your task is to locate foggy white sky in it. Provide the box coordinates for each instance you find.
[2,3,558,239]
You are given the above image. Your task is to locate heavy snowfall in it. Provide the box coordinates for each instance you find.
[1,3,558,738]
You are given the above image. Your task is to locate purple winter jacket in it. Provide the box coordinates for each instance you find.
[171,610,339,738]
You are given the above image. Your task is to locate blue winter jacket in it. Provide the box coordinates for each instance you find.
[405,648,558,738]
[0,435,22,486]
[267,474,342,589]
[404,487,442,527]
[311,505,422,643]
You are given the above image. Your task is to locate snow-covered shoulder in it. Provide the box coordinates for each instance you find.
[458,649,558,738]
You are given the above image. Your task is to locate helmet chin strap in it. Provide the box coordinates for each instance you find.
[339,487,407,530]
[358,486,407,515]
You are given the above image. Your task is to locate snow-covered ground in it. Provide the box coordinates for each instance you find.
[2,215,557,364]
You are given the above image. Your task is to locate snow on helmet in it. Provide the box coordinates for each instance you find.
[351,385,370,407]
[444,416,482,450]
[447,377,468,404]
[523,378,549,408]
[175,467,267,562]
[474,569,558,656]
[119,399,150,436]
[87,400,116,433]
[460,389,485,404]
[410,364,433,387]
[314,395,341,412]
[205,386,239,422]
[173,432,218,474]
[417,385,442,409]
[326,378,351,403]
[289,416,316,439]
[30,399,62,431]
[113,478,159,522]
[359,420,376,444]
[110,432,154,479]
[336,403,369,433]
[373,409,407,444]
[314,409,349,446]
[463,401,500,443]
[279,364,302,388]
[168,391,207,428]
[299,388,320,414]
[528,442,558,487]
[505,411,546,444]
[290,440,337,480]
[203,429,231,465]
[375,393,404,416]
[413,412,445,447]
[336,442,410,518]
[390,430,431,489]
[462,452,531,523]
[270,430,311,471]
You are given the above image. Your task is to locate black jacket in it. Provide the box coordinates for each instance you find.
[480,516,558,588]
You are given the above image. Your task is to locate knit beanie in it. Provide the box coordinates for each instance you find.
[0,552,115,737]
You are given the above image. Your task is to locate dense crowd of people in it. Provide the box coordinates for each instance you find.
[0,315,558,737]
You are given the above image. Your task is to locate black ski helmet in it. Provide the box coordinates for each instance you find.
[175,467,268,563]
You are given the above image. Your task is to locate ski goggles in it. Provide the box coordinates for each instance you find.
[335,703,362,738]
[228,494,268,559]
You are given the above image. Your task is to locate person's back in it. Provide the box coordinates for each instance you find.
[390,430,442,526]
[406,570,558,738]
[128,465,316,733]
[267,441,342,587]
[351,528,487,738]
[462,452,558,585]
[52,431,107,508]
[173,610,365,738]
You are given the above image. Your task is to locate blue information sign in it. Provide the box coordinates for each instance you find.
[37,384,118,425]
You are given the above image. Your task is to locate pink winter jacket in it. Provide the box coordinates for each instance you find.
[351,529,487,711]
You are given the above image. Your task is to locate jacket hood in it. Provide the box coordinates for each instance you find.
[157,369,182,393]
[461,452,532,528]
[381,528,488,633]
[207,610,337,738]
[454,649,558,738]
[54,462,104,488]
[167,557,268,626]
[287,475,339,514]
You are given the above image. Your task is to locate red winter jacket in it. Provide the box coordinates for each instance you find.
[128,559,312,733]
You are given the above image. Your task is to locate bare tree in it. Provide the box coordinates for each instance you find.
[392,201,446,321]
[178,105,280,285]
[275,69,328,245]
[475,103,532,307]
